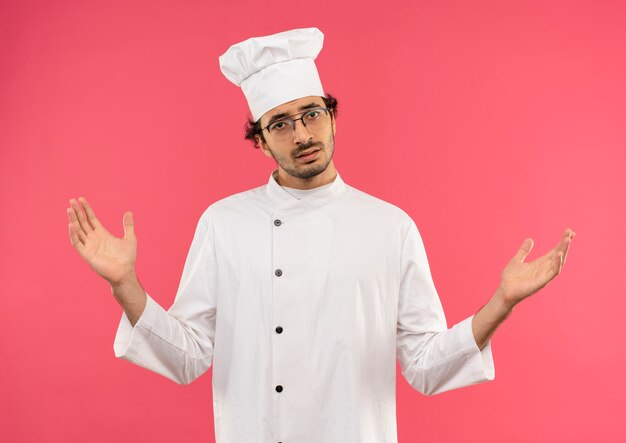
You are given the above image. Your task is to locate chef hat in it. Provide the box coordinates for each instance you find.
[218,27,325,122]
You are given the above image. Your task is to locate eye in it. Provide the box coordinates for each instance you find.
[305,110,320,119]
[270,121,289,132]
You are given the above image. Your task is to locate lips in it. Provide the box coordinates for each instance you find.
[296,148,320,158]
[296,149,320,162]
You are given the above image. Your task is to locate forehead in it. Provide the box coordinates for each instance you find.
[260,95,325,125]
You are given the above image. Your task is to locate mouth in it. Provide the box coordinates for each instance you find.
[296,148,321,160]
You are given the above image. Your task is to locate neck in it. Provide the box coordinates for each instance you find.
[275,162,338,190]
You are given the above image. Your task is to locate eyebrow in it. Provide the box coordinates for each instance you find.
[266,102,322,125]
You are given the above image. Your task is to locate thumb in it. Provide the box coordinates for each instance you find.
[514,238,534,263]
[123,211,135,240]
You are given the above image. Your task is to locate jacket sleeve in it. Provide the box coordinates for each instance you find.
[113,208,217,385]
[396,218,495,395]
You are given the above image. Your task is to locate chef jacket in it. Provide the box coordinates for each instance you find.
[114,169,495,443]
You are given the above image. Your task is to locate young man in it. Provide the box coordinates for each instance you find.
[67,27,575,442]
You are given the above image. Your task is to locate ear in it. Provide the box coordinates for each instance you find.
[256,134,273,158]
[331,112,337,136]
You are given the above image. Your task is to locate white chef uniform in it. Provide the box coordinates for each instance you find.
[114,169,495,443]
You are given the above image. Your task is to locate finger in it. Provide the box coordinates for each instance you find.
[560,237,572,267]
[76,196,96,231]
[67,202,88,239]
[70,198,93,235]
[67,205,78,224]
[557,251,564,273]
[68,220,85,251]
[78,196,103,230]
[123,211,135,240]
[554,231,574,264]
[77,227,87,244]
[67,210,86,248]
[514,238,534,263]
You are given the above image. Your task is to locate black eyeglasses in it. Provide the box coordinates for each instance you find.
[262,108,330,141]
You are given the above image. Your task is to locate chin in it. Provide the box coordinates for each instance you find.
[287,161,329,180]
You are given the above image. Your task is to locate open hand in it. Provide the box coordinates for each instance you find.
[67,197,137,286]
[499,228,576,307]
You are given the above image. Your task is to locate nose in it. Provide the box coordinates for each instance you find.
[293,118,313,144]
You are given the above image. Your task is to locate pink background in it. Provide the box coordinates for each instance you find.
[2,0,625,441]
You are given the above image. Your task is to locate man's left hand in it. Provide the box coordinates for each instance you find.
[498,228,576,309]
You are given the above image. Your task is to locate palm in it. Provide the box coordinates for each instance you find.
[500,229,575,305]
[82,225,136,282]
[67,197,137,285]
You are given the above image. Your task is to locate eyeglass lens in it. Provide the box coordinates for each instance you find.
[268,108,329,140]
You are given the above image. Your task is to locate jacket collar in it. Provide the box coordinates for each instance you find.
[266,168,348,211]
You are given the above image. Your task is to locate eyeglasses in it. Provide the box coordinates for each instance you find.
[262,107,330,142]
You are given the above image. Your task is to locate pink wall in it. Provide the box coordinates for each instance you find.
[2,0,625,441]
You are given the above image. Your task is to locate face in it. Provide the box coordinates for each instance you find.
[256,96,336,181]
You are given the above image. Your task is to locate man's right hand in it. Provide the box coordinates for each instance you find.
[67,197,137,287]
[67,197,147,325]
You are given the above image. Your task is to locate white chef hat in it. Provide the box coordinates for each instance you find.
[218,27,325,122]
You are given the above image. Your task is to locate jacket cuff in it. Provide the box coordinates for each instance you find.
[113,293,160,361]
[454,315,495,383]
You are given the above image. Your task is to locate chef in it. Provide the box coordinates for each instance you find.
[67,27,575,443]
